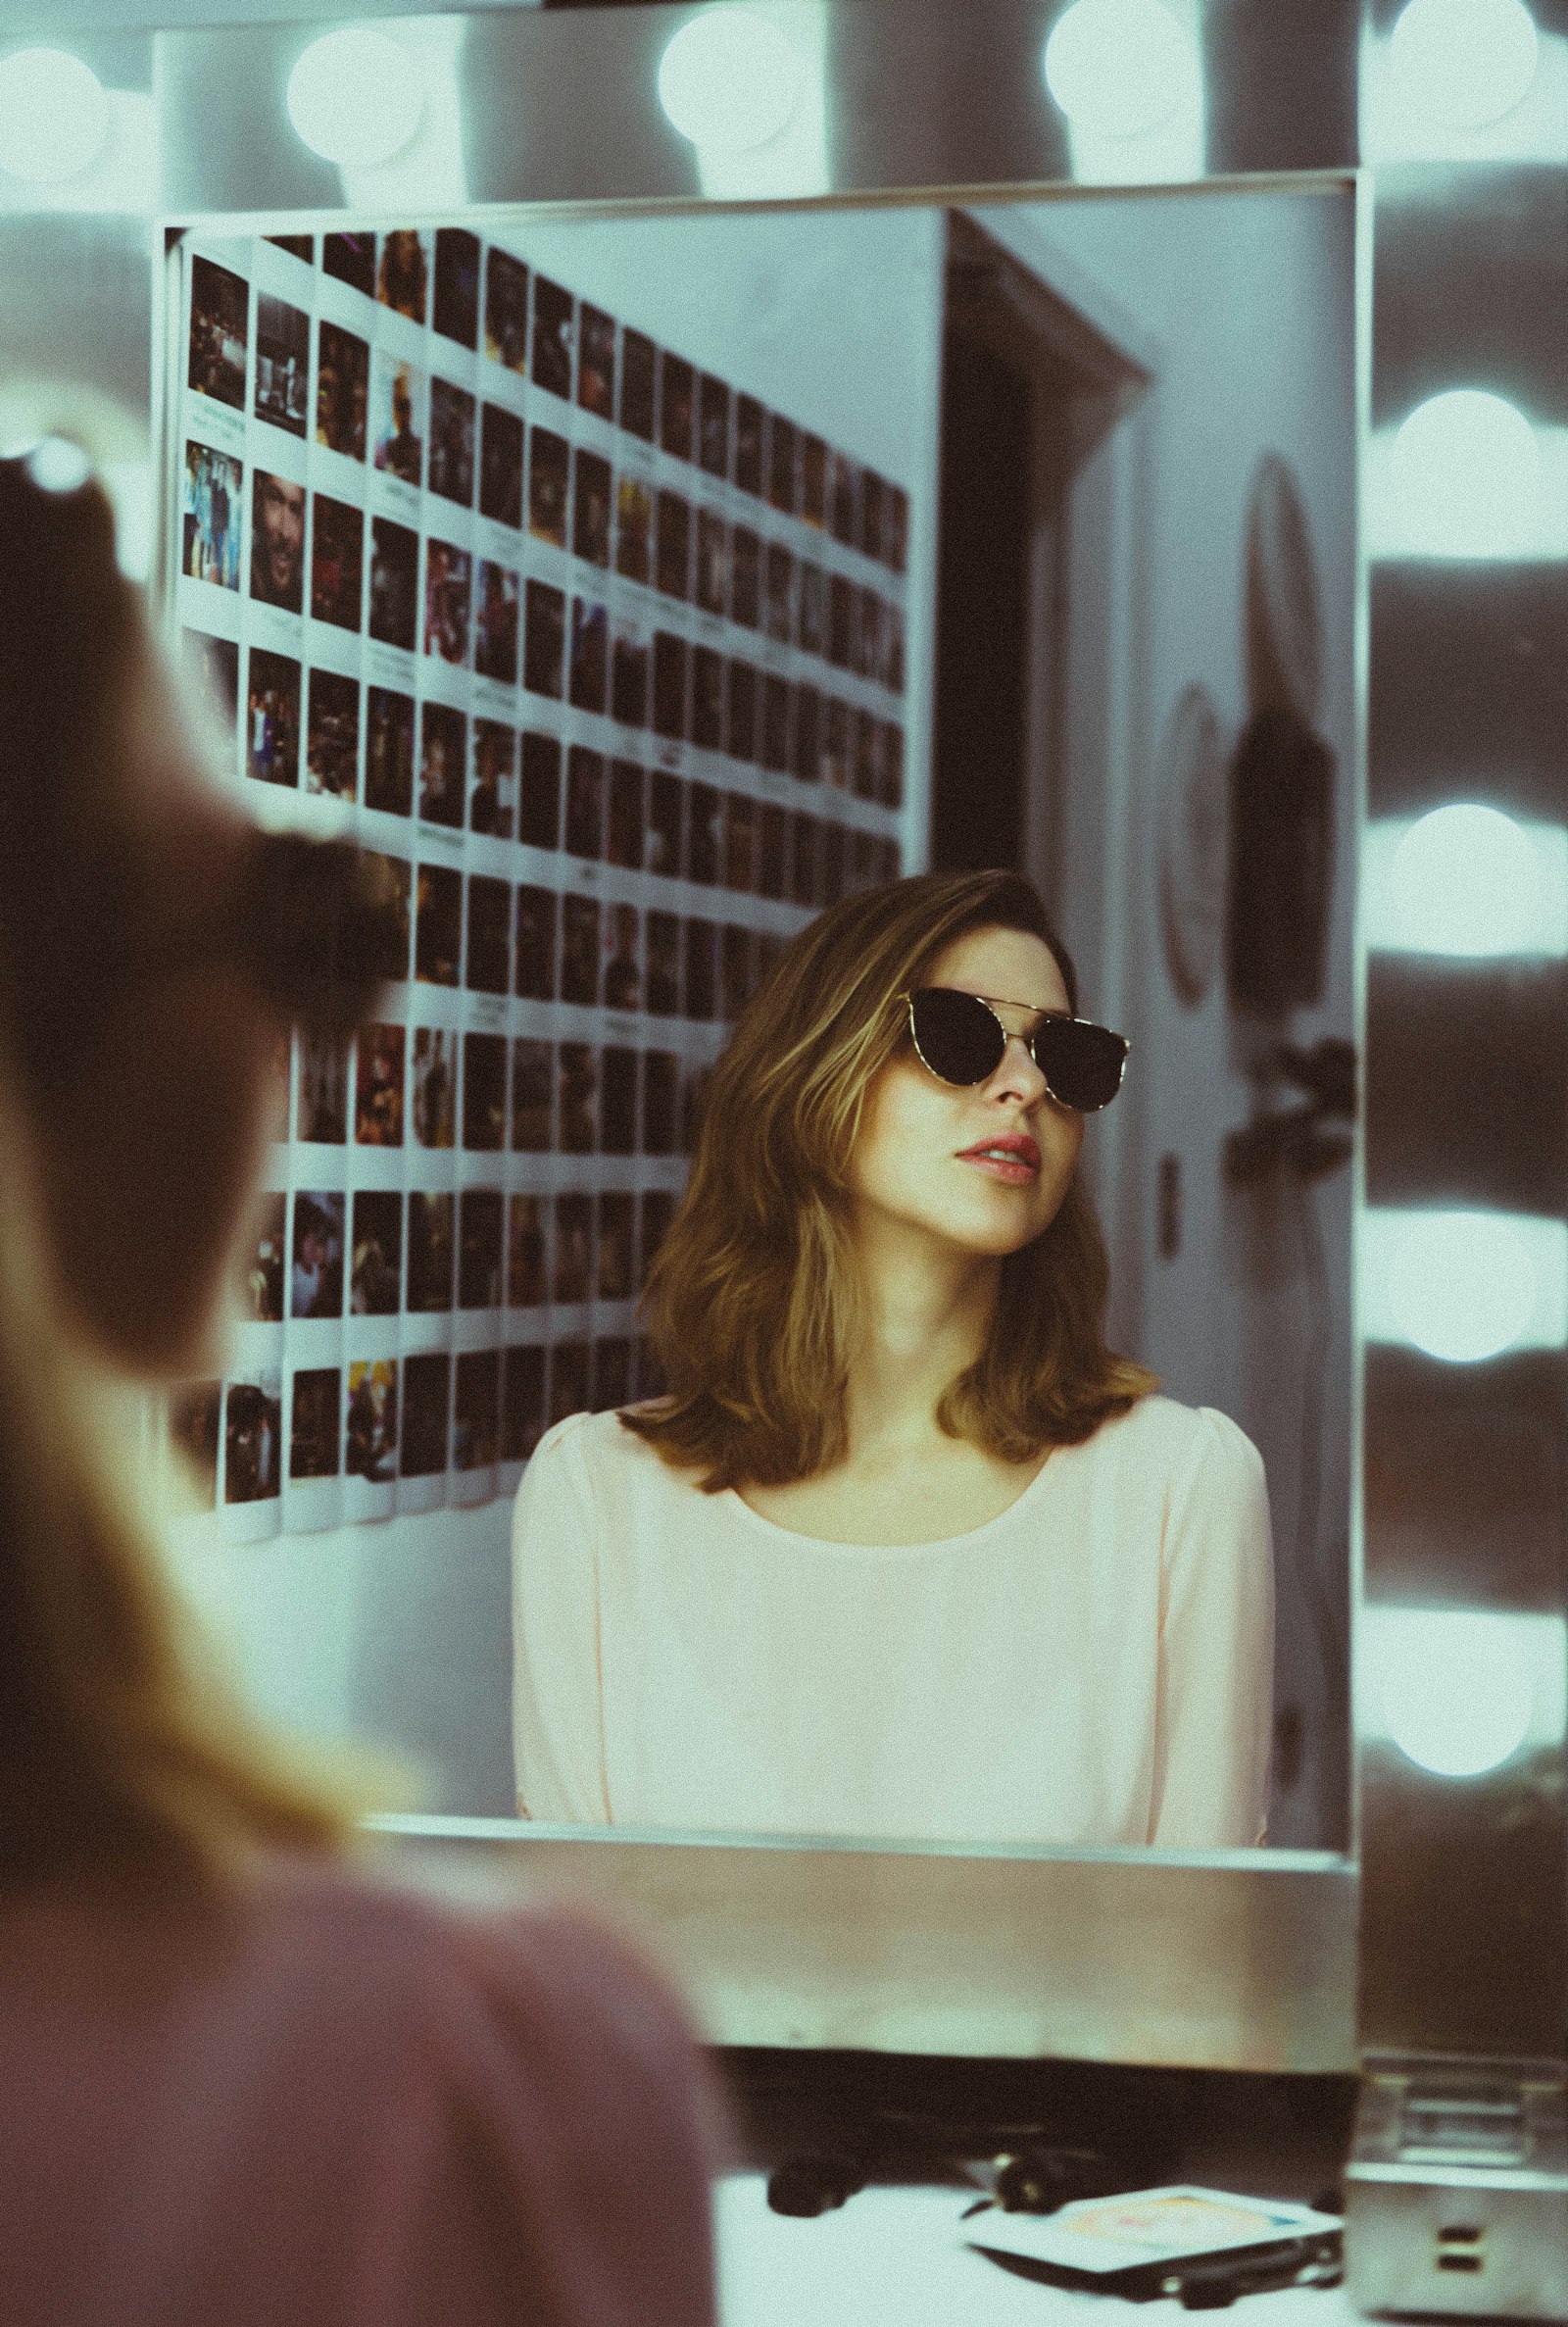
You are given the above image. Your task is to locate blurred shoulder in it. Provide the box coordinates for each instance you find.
[524,1404,702,1496]
[1092,1394,1263,1485]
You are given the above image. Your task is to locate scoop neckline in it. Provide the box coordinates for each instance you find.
[720,1440,1066,1555]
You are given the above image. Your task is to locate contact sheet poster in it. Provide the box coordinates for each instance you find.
[170,223,912,1541]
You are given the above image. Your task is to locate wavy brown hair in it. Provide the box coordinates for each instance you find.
[622,868,1157,1490]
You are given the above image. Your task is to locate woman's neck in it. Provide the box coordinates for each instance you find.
[842,1229,1000,1467]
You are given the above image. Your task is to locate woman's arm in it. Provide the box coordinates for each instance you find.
[1148,1409,1275,1849]
[511,1416,613,1822]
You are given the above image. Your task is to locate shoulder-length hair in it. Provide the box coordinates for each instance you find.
[622,867,1157,1490]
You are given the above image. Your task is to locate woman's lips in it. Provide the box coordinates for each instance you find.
[957,1138,1041,1182]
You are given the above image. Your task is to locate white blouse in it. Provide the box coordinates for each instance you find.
[511,1394,1274,1849]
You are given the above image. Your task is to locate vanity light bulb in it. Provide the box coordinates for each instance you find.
[1389,0,1540,128]
[0,47,109,184]
[1379,1612,1535,1777]
[1385,1211,1539,1363]
[1389,803,1541,956]
[657,7,805,153]
[1042,0,1200,139]
[285,27,424,168]
[1390,388,1542,559]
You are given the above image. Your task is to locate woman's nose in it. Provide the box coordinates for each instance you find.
[988,1033,1049,1104]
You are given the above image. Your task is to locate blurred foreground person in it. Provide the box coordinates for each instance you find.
[0,440,727,2327]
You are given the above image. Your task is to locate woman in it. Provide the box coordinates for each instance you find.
[0,439,726,2324]
[513,871,1273,1848]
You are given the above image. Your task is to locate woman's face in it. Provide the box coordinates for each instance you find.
[847,923,1085,1266]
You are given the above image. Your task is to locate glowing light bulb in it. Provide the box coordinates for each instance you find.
[286,28,424,169]
[657,7,805,152]
[0,47,109,184]
[1389,0,1539,127]
[1377,1610,1536,1775]
[1385,1211,1540,1362]
[1390,388,1542,559]
[1389,804,1541,955]
[1042,0,1200,138]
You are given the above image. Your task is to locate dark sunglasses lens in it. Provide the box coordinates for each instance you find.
[909,988,1005,1085]
[1035,1018,1126,1111]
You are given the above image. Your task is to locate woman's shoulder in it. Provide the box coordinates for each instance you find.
[524,1403,700,1494]
[1090,1393,1263,1484]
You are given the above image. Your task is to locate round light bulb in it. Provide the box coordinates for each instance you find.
[1042,0,1200,139]
[657,7,805,153]
[0,47,109,184]
[1389,0,1539,128]
[1390,388,1542,559]
[1389,803,1541,956]
[1380,1611,1534,1776]
[1386,1211,1539,1363]
[286,28,424,169]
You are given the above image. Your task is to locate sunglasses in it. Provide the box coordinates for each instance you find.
[903,987,1129,1113]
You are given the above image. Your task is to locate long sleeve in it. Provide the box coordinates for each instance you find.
[512,1416,612,1822]
[1148,1408,1275,1849]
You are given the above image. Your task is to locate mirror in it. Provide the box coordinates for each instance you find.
[166,179,1354,1857]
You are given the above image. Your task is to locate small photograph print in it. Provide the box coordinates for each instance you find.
[577,303,615,419]
[767,415,798,517]
[416,862,462,983]
[683,916,717,1020]
[429,377,475,505]
[764,542,794,644]
[821,819,847,906]
[793,683,821,785]
[798,561,827,657]
[181,442,241,590]
[238,1191,286,1321]
[250,469,306,613]
[188,255,248,410]
[603,901,641,1013]
[647,773,683,881]
[558,1042,598,1155]
[454,1350,500,1470]
[639,1188,676,1289]
[721,923,756,1020]
[802,434,827,527]
[470,718,515,838]
[527,425,569,549]
[518,732,562,852]
[692,645,723,752]
[368,518,419,651]
[549,1340,590,1427]
[399,1351,451,1477]
[418,701,466,827]
[882,719,905,810]
[299,1032,349,1143]
[170,1380,220,1509]
[224,1374,281,1504]
[366,683,415,815]
[760,801,788,900]
[503,1344,547,1460]
[610,616,650,728]
[791,812,818,908]
[619,328,656,441]
[681,1056,717,1154]
[433,227,480,349]
[568,600,608,715]
[758,928,787,983]
[607,759,644,869]
[735,395,763,496]
[856,585,882,682]
[723,791,758,893]
[484,246,529,371]
[695,510,728,619]
[378,228,429,324]
[370,353,425,487]
[554,1192,593,1304]
[645,912,680,1016]
[474,562,519,684]
[731,526,760,628]
[823,695,852,791]
[531,277,574,400]
[514,884,558,1000]
[245,649,300,787]
[761,672,791,773]
[886,483,909,573]
[407,1193,455,1312]
[316,321,368,462]
[642,1049,678,1155]
[564,744,605,860]
[523,580,564,699]
[601,1046,637,1156]
[423,539,471,666]
[458,1033,507,1149]
[572,448,612,568]
[182,628,238,744]
[412,1025,457,1148]
[655,491,691,602]
[829,573,855,669]
[289,1366,341,1480]
[652,631,688,742]
[660,355,694,462]
[458,1188,504,1309]
[860,470,885,563]
[614,473,652,584]
[479,402,523,529]
[597,1191,635,1301]
[354,1021,406,1145]
[725,660,758,764]
[561,892,601,1008]
[850,825,877,892]
[466,874,512,996]
[350,1188,403,1314]
[830,452,859,548]
[699,374,730,479]
[507,1195,547,1308]
[267,234,315,264]
[323,231,375,297]
[346,1359,398,1482]
[310,494,364,630]
[305,668,360,799]
[511,1038,553,1152]
[288,1191,344,1316]
[687,781,720,886]
[255,294,309,437]
[591,1338,632,1413]
[853,705,879,800]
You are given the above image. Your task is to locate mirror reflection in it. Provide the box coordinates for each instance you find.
[168,185,1354,1855]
